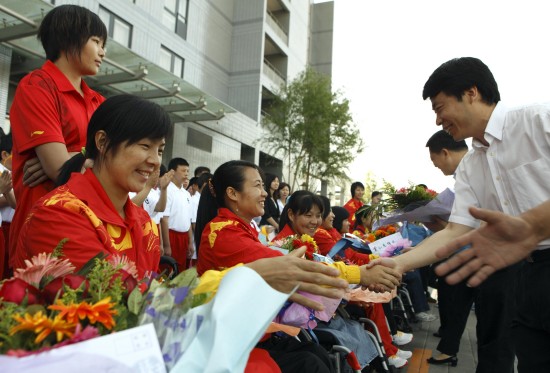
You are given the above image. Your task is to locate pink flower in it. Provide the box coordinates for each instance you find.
[108,255,138,280]
[14,252,75,288]
[269,239,285,248]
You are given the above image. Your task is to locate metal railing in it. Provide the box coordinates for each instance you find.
[266,9,288,44]
[263,59,286,88]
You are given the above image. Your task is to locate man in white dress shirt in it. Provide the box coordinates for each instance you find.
[373,57,550,372]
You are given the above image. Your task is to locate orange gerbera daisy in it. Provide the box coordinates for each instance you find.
[374,229,388,238]
[10,311,76,344]
[49,297,118,330]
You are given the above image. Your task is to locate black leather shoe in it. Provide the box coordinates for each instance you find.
[433,331,441,338]
[427,355,457,367]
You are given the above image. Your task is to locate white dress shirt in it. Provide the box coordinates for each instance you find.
[450,102,550,248]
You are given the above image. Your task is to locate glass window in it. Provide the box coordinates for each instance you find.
[113,18,131,46]
[99,6,133,48]
[159,48,172,72]
[160,46,184,79]
[163,0,188,39]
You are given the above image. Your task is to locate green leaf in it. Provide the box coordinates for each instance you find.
[169,267,199,288]
[127,287,144,315]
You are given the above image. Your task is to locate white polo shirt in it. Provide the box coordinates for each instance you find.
[165,182,193,233]
[144,188,164,225]
[190,191,200,223]
[450,102,550,248]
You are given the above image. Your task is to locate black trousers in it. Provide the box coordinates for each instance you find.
[436,276,474,355]
[258,335,334,373]
[436,262,518,372]
[513,258,550,372]
[474,263,519,373]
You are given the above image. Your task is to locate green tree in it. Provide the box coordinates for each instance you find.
[262,68,363,191]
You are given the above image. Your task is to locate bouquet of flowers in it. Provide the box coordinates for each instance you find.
[0,246,144,356]
[360,224,398,243]
[1,245,295,372]
[270,234,319,260]
[384,184,438,211]
[270,234,341,329]
[359,182,438,224]
[0,243,209,369]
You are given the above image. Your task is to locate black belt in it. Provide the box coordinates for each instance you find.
[526,248,550,263]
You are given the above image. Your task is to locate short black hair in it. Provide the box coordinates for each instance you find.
[197,172,213,189]
[168,157,189,171]
[194,166,211,177]
[371,191,381,198]
[350,181,365,198]
[331,206,349,232]
[188,176,198,186]
[279,190,324,232]
[422,57,500,105]
[38,5,107,62]
[426,130,469,153]
[58,95,173,185]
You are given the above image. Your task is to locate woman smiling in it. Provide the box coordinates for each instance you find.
[14,95,170,277]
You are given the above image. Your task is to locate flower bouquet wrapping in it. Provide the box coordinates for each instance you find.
[361,226,412,257]
[270,234,342,329]
[0,244,292,372]
[139,266,291,373]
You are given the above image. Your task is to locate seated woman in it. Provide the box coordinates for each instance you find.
[196,161,401,372]
[275,191,411,369]
[14,95,170,277]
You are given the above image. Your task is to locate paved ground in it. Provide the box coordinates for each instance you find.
[400,303,478,373]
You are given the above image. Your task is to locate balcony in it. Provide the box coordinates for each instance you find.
[265,9,288,45]
[263,58,286,90]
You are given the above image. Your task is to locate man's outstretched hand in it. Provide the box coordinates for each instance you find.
[435,206,539,287]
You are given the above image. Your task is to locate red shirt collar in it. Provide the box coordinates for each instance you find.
[66,169,140,226]
[41,60,95,96]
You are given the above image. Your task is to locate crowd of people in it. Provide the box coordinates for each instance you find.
[2,3,550,373]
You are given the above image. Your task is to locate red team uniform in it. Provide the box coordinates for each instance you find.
[9,61,104,268]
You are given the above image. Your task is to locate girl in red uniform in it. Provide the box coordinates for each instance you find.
[9,5,107,270]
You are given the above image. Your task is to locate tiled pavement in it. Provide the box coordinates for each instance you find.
[400,304,478,373]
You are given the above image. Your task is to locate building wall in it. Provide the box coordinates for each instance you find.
[2,0,335,177]
[0,45,11,133]
[310,1,334,77]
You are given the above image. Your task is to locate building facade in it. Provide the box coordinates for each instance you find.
[0,0,334,181]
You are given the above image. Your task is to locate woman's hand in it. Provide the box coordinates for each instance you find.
[23,157,48,187]
[361,257,402,292]
[246,247,349,311]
